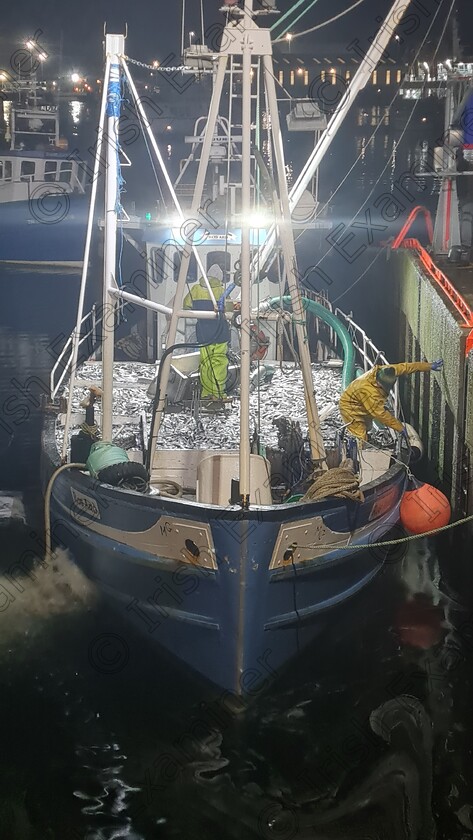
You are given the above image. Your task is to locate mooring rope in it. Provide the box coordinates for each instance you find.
[299,514,473,553]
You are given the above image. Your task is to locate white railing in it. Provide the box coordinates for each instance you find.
[69,170,86,194]
[50,305,99,399]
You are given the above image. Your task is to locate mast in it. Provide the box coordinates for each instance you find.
[240,0,325,462]
[101,34,125,440]
[239,0,254,505]
[148,0,326,494]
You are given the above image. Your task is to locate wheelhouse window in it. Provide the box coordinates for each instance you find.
[206,250,231,282]
[59,161,73,183]
[148,247,168,286]
[45,161,58,182]
[173,250,197,284]
[20,160,36,181]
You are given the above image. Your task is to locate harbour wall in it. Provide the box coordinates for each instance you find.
[350,248,472,515]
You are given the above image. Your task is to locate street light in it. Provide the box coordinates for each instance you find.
[286,33,293,53]
[38,52,46,81]
[189,31,195,48]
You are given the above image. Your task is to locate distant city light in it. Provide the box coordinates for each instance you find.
[71,73,81,83]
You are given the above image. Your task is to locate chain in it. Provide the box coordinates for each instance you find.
[123,55,192,73]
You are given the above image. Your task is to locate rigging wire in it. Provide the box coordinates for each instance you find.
[130,81,167,212]
[332,247,385,303]
[312,0,454,219]
[431,0,456,67]
[304,0,449,275]
[273,0,367,43]
[274,0,322,42]
[270,0,312,33]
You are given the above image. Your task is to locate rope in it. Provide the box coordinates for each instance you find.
[299,513,473,553]
[302,458,364,503]
[79,422,100,439]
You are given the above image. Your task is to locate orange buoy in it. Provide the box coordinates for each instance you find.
[400,482,451,535]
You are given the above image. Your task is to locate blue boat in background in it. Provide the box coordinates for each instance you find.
[0,78,88,266]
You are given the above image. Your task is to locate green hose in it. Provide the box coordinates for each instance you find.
[268,296,356,390]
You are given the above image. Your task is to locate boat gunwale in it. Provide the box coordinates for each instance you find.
[42,409,407,519]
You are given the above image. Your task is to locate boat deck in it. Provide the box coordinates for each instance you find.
[58,359,345,453]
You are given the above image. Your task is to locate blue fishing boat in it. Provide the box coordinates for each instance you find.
[0,74,88,266]
[42,1,415,696]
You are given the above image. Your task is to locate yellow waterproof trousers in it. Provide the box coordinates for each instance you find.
[339,407,371,441]
[200,343,228,398]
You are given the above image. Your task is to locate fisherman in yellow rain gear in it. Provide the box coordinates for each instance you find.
[339,360,444,441]
[183,271,233,401]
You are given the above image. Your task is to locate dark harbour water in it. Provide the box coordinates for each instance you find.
[0,105,472,837]
[1,521,473,839]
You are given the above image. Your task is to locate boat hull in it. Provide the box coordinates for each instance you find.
[0,195,88,265]
[42,418,407,696]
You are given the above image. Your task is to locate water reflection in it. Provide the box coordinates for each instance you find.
[0,530,471,838]
[69,101,84,125]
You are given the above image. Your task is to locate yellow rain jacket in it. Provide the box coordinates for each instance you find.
[183,277,230,399]
[339,362,431,440]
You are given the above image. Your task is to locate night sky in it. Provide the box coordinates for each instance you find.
[0,0,472,76]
